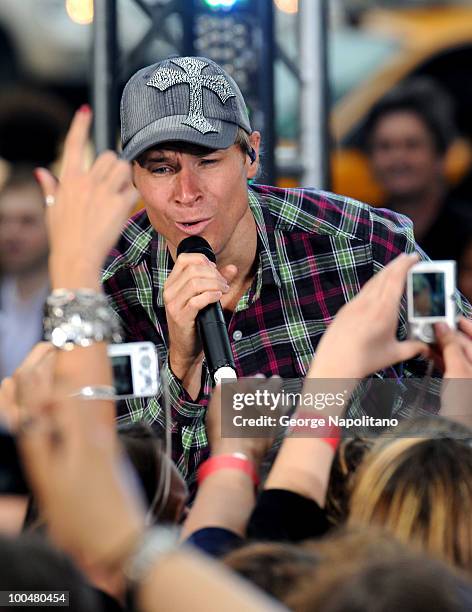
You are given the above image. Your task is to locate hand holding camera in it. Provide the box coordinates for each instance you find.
[308,252,430,380]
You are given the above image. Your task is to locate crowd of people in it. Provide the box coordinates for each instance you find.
[0,56,472,610]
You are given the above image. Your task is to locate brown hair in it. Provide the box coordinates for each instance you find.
[117,422,188,524]
[303,524,408,565]
[324,436,374,526]
[348,437,472,574]
[234,126,253,157]
[223,541,318,603]
[379,414,472,443]
[289,527,470,611]
[287,550,467,612]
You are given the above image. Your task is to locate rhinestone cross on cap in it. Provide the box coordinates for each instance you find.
[146,57,236,134]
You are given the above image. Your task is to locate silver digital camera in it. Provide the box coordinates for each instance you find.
[107,342,159,399]
[407,260,456,344]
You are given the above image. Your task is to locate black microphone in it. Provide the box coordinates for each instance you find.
[176,236,237,384]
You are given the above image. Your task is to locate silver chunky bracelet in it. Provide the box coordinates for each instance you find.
[125,526,179,584]
[69,385,117,400]
[43,289,122,350]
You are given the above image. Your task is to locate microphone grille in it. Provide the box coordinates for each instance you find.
[177,236,216,263]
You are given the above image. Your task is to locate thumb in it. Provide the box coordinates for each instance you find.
[395,339,431,363]
[434,322,458,351]
[34,168,59,201]
[219,264,238,284]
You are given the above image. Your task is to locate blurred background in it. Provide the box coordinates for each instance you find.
[2,0,472,199]
[0,1,472,189]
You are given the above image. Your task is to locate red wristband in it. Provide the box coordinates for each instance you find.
[287,411,341,451]
[197,454,260,487]
[289,412,341,437]
[320,436,341,452]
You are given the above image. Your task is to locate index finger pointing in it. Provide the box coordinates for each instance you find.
[60,105,93,180]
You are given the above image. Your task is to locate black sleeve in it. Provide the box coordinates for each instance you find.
[184,527,244,558]
[246,489,331,543]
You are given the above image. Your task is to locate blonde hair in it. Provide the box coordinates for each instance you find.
[234,126,252,155]
[348,437,472,575]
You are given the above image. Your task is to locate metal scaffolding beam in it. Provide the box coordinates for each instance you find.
[299,0,331,189]
[92,0,118,154]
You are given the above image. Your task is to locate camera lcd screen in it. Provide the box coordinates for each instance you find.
[111,355,133,396]
[412,272,446,317]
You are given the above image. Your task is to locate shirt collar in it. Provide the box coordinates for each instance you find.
[152,187,281,307]
[248,187,281,292]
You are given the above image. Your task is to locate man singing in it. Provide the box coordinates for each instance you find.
[101,56,470,481]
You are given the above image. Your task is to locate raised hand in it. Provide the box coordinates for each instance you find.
[35,106,138,290]
[308,253,430,379]
[205,376,281,464]
[0,343,56,432]
[17,389,145,571]
[434,319,472,427]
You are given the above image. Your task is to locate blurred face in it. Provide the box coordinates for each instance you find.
[0,184,49,275]
[414,287,433,317]
[132,134,260,260]
[369,111,444,201]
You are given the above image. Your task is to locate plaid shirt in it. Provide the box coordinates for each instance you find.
[102,184,471,482]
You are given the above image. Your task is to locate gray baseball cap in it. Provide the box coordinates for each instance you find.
[120,56,252,161]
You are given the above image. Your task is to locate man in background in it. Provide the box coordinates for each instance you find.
[0,169,49,379]
[363,78,471,261]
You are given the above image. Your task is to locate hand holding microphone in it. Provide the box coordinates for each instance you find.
[163,237,238,393]
[176,237,237,384]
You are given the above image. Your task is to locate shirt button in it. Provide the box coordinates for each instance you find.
[233,330,243,341]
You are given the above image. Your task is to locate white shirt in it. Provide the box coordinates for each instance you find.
[0,277,49,379]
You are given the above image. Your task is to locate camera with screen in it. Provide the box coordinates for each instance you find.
[107,342,159,399]
[407,260,456,344]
